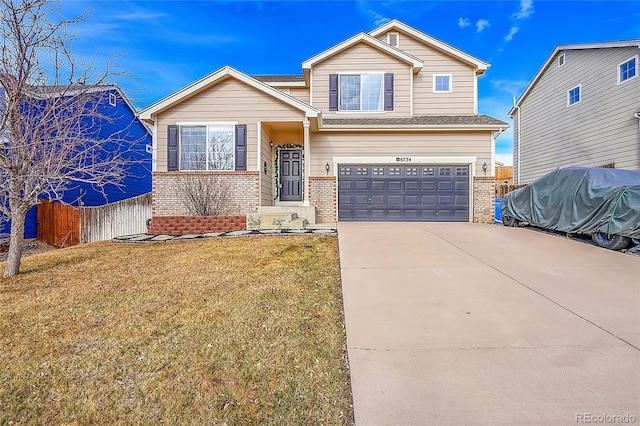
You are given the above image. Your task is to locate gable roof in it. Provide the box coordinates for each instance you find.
[509,39,640,116]
[301,32,424,78]
[138,66,320,123]
[369,20,490,75]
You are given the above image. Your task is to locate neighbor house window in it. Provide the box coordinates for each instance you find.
[558,53,565,67]
[180,124,235,171]
[433,74,452,93]
[618,56,637,84]
[567,85,581,106]
[339,73,384,111]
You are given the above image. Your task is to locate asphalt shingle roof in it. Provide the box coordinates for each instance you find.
[252,75,306,83]
[323,115,509,127]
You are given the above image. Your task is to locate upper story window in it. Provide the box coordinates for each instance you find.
[567,85,581,106]
[180,124,235,171]
[558,53,565,68]
[109,93,117,106]
[339,73,384,111]
[387,32,399,48]
[618,56,637,84]
[433,74,452,93]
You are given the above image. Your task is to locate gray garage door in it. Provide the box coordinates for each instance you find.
[338,164,469,222]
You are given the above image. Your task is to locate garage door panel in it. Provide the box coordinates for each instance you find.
[338,164,469,222]
[388,181,402,191]
[454,180,469,191]
[371,180,386,191]
[354,180,369,191]
[405,181,419,191]
[421,181,436,191]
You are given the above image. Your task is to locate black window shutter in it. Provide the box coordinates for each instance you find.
[235,124,247,171]
[329,74,338,111]
[167,125,178,171]
[384,73,394,111]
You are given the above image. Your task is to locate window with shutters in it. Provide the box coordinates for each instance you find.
[179,124,235,171]
[339,73,384,111]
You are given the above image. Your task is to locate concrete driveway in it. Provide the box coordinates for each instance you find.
[337,222,639,425]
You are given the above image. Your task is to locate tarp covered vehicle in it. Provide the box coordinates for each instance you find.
[501,167,640,250]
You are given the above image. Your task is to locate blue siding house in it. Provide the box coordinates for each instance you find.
[0,86,152,239]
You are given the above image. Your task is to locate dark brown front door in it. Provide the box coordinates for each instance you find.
[280,149,303,201]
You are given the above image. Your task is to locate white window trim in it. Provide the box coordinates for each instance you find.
[176,122,238,171]
[108,93,117,106]
[337,72,386,112]
[558,53,565,68]
[387,32,399,48]
[567,84,582,107]
[433,74,453,93]
[617,55,638,85]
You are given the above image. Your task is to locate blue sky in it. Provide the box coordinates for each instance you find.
[60,0,640,165]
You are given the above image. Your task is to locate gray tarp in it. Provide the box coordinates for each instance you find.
[501,167,640,239]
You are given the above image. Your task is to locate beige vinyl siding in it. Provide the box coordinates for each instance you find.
[310,42,412,117]
[289,87,310,104]
[309,131,491,176]
[154,78,306,172]
[518,46,640,183]
[376,31,476,115]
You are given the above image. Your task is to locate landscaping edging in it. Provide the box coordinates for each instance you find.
[147,215,246,235]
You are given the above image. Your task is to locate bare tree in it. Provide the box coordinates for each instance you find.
[175,174,231,216]
[0,0,131,277]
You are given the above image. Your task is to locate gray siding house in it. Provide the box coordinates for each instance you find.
[508,40,640,184]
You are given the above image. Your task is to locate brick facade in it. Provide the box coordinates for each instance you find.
[152,171,259,217]
[148,215,246,235]
[473,176,495,224]
[309,176,337,223]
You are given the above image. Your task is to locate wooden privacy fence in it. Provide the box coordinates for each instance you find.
[38,198,80,247]
[38,193,152,247]
[495,166,514,183]
[79,193,152,244]
[495,184,527,198]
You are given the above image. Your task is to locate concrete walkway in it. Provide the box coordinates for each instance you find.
[338,222,639,425]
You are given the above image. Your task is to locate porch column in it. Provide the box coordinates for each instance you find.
[303,119,311,206]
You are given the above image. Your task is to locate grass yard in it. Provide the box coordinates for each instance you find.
[0,235,352,424]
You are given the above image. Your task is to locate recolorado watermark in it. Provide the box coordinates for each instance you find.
[576,413,637,423]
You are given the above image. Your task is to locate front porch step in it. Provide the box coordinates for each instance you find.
[246,212,309,230]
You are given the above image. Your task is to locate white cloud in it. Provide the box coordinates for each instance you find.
[490,79,530,97]
[476,19,490,33]
[512,0,534,20]
[505,27,519,42]
[458,17,470,28]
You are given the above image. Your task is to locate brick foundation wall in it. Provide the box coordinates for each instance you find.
[152,171,259,217]
[148,215,246,235]
[309,176,337,223]
[473,176,495,224]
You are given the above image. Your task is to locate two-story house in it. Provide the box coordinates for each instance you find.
[139,20,507,230]
[508,40,640,184]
